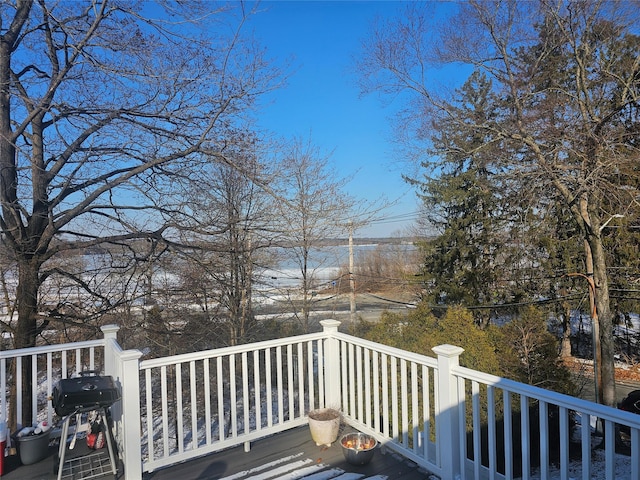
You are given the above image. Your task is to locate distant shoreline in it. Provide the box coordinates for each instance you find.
[316,236,432,246]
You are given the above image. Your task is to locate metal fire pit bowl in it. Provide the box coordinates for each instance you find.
[340,432,377,465]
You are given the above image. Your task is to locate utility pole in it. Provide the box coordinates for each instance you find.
[348,221,356,323]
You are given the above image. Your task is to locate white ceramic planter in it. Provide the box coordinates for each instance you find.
[308,408,341,447]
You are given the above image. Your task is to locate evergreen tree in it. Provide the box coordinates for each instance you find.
[412,72,506,327]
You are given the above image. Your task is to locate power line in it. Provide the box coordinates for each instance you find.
[367,211,423,225]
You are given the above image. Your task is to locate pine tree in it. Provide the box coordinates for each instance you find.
[411,72,507,327]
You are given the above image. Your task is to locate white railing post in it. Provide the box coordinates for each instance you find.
[320,320,341,409]
[119,349,144,479]
[100,324,144,479]
[433,344,464,480]
[101,324,120,377]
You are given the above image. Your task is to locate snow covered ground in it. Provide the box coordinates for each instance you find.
[529,449,633,480]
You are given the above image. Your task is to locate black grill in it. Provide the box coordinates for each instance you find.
[52,372,120,417]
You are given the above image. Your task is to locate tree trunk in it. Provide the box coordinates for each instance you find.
[13,258,41,427]
[589,234,616,407]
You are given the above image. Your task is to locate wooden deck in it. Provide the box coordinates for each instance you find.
[0,426,436,480]
[142,426,436,480]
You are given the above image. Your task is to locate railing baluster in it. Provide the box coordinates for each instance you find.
[411,361,418,453]
[580,411,591,480]
[46,352,53,426]
[176,363,184,453]
[265,347,272,427]
[373,350,380,433]
[286,345,293,422]
[75,348,81,374]
[521,394,530,480]
[264,348,273,428]
[341,341,348,412]
[161,365,169,456]
[364,347,371,428]
[422,364,430,460]
[632,429,639,480]
[401,358,408,447]
[61,351,67,379]
[229,354,237,438]
[356,345,363,422]
[391,355,399,442]
[216,357,224,440]
[504,390,513,480]
[145,368,154,463]
[296,342,304,418]
[204,358,212,443]
[604,420,615,480]
[276,346,283,424]
[472,380,481,480]
[457,375,466,478]
[539,400,549,480]
[242,352,249,434]
[190,360,197,448]
[348,343,355,417]
[381,352,389,438]
[252,350,260,433]
[305,341,314,415]
[30,354,37,423]
[559,406,569,480]
[317,340,324,409]
[487,385,496,480]
[16,356,22,426]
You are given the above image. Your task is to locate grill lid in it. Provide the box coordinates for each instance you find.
[52,372,120,416]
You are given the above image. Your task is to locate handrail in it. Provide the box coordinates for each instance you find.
[333,331,438,367]
[454,364,640,429]
[0,338,105,359]
[139,331,324,369]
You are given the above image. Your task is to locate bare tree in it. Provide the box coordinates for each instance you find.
[179,148,276,346]
[357,1,640,406]
[273,136,357,332]
[0,0,280,423]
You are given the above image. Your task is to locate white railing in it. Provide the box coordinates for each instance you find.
[2,321,640,480]
[0,336,105,429]
[330,329,442,476]
[0,326,144,478]
[452,362,640,480]
[137,329,328,473]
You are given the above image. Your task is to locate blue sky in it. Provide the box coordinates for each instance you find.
[247,1,422,237]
